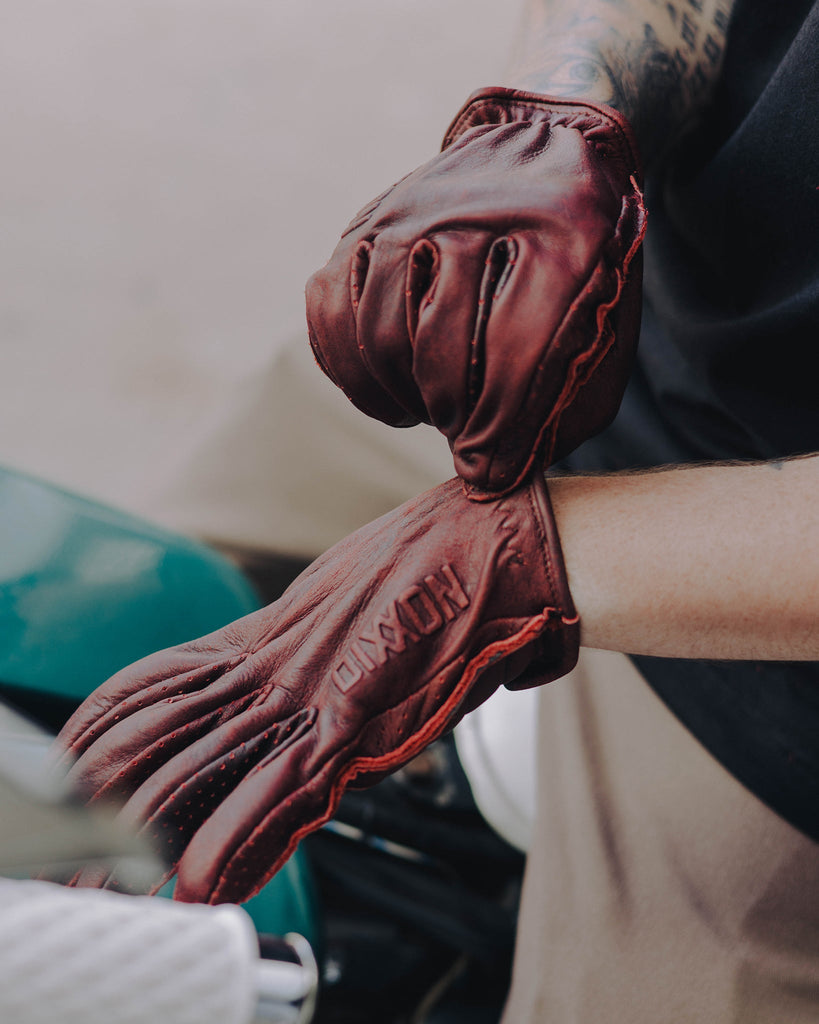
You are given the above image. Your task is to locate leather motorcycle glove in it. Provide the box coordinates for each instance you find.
[306,86,647,497]
[56,473,579,906]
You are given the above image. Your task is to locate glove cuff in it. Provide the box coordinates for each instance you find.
[441,86,643,185]
[507,470,580,689]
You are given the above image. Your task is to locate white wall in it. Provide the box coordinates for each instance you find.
[0,1,521,555]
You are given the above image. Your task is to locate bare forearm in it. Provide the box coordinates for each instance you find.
[505,0,736,164]
[549,455,819,660]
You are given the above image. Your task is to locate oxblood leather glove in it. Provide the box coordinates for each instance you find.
[56,474,578,906]
[306,86,647,497]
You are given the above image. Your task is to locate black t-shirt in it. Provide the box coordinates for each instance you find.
[562,0,819,839]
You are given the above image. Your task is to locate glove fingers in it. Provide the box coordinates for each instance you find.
[453,206,625,491]
[173,720,341,905]
[67,861,145,894]
[408,231,493,440]
[354,238,427,423]
[306,238,423,426]
[452,228,593,488]
[65,651,284,803]
[173,629,506,908]
[58,647,247,761]
[65,700,312,897]
[67,703,228,806]
[126,703,316,871]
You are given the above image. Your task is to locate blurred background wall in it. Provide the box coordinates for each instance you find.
[0,0,521,558]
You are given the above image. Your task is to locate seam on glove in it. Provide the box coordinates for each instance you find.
[204,612,556,904]
[465,174,647,500]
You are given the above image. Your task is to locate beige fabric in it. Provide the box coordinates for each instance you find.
[503,648,819,1024]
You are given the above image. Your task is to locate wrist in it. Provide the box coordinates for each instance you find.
[444,86,642,190]
[547,458,819,661]
[442,87,642,185]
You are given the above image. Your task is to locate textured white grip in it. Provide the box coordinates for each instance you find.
[0,878,258,1024]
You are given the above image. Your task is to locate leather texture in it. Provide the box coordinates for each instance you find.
[56,473,579,906]
[306,87,647,497]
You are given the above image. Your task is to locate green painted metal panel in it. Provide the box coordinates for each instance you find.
[0,465,319,947]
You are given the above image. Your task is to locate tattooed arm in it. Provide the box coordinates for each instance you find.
[500,2,819,661]
[505,0,736,165]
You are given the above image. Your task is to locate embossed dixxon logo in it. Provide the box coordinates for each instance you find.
[331,563,470,692]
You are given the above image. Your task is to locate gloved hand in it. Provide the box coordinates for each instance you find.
[56,474,579,906]
[306,86,647,497]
